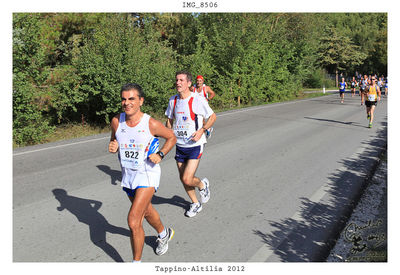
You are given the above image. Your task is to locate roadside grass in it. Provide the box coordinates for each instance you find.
[43,123,110,144]
[302,87,337,92]
[211,91,329,113]
[14,90,329,148]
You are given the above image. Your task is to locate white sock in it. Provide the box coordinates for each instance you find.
[159,228,167,239]
[133,260,141,263]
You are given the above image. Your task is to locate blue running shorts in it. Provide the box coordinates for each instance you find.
[175,144,204,163]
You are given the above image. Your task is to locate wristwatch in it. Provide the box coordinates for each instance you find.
[156,151,165,159]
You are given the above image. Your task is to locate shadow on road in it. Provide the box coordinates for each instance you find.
[253,120,387,262]
[97,165,121,185]
[52,188,130,262]
[304,116,366,128]
[152,194,190,210]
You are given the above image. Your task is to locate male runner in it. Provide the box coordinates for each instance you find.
[339,77,347,103]
[109,83,177,262]
[365,77,381,128]
[191,75,216,138]
[360,75,369,105]
[377,77,383,96]
[384,77,388,96]
[351,76,358,97]
[192,75,216,101]
[165,71,217,217]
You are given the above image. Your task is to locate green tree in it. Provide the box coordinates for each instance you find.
[75,14,177,124]
[325,13,387,75]
[13,14,55,146]
[182,25,217,91]
[317,25,367,86]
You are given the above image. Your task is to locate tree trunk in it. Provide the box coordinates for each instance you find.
[335,68,339,88]
[238,78,241,107]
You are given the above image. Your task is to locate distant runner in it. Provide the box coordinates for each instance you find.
[192,75,216,101]
[377,77,383,96]
[365,77,381,128]
[359,75,369,105]
[384,77,388,96]
[109,83,177,262]
[339,77,347,103]
[351,76,358,97]
[192,75,216,138]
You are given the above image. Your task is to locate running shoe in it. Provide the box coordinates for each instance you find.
[155,227,175,256]
[206,127,213,138]
[185,202,202,217]
[199,178,210,204]
[367,114,371,120]
[369,122,372,128]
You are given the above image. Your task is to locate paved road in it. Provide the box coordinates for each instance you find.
[13,93,387,262]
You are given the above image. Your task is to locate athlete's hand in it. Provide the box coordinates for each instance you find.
[108,139,119,153]
[190,129,204,142]
[148,153,162,164]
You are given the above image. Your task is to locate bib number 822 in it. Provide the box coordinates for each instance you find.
[125,151,139,159]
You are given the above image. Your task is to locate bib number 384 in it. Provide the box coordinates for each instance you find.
[176,130,188,137]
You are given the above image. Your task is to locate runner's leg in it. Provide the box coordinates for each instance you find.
[144,203,164,234]
[366,106,371,117]
[127,187,156,261]
[370,105,376,124]
[128,195,164,233]
[177,159,204,203]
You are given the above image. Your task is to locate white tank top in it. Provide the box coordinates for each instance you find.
[115,113,160,183]
[194,84,208,99]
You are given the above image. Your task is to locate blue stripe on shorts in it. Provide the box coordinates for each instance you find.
[122,186,156,197]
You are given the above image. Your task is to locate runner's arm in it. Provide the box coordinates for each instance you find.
[207,86,216,100]
[165,118,173,129]
[191,113,217,142]
[108,115,119,153]
[377,86,381,100]
[202,113,216,132]
[149,118,176,164]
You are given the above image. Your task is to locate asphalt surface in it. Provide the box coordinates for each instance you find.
[13,92,387,263]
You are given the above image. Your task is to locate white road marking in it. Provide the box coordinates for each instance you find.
[13,136,109,156]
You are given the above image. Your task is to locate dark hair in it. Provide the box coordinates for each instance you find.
[120,83,144,98]
[175,70,192,83]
